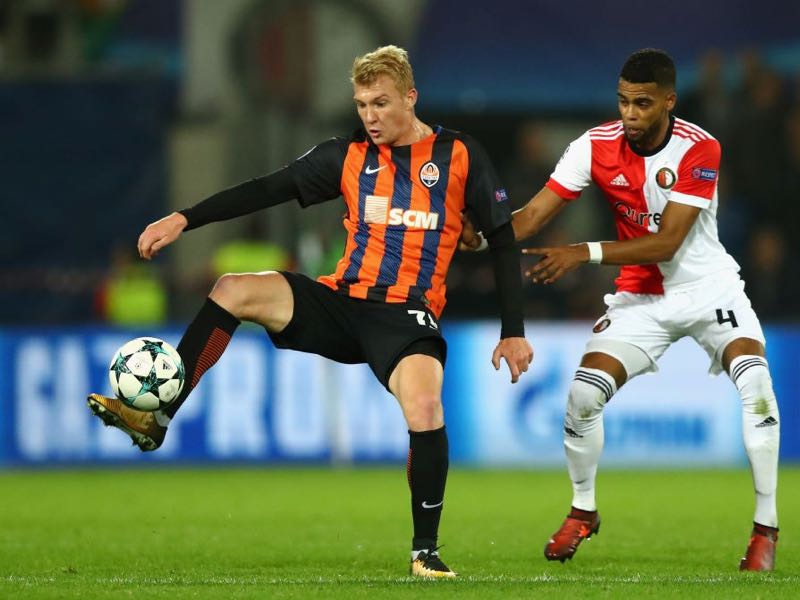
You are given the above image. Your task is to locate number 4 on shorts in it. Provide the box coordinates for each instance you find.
[716,309,739,328]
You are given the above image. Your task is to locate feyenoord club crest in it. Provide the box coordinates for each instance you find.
[419,161,440,188]
[655,167,676,189]
[592,317,611,333]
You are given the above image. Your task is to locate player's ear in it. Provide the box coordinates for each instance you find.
[406,88,418,109]
[665,90,677,112]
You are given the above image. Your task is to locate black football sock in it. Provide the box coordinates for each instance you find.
[407,426,449,551]
[164,297,240,418]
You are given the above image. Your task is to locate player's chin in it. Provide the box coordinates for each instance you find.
[624,129,644,142]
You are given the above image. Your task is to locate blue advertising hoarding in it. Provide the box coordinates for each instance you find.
[0,323,797,467]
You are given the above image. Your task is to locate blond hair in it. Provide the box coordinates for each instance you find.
[351,45,415,94]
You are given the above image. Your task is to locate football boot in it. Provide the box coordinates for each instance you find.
[87,393,167,451]
[544,508,601,562]
[739,523,778,571]
[410,547,457,578]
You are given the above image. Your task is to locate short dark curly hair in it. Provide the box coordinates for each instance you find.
[620,48,676,89]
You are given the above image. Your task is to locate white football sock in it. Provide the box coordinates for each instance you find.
[729,355,779,527]
[564,368,616,512]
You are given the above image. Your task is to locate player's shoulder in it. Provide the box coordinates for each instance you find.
[435,128,500,178]
[298,130,364,161]
[319,128,369,151]
[672,117,718,143]
[440,127,490,158]
[346,127,370,144]
[329,128,370,149]
[311,132,360,149]
[588,120,624,140]
[434,127,489,163]
[437,126,474,146]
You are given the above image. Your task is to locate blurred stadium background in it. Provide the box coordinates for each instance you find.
[1,0,800,471]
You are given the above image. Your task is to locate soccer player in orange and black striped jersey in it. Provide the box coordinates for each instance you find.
[294,121,513,319]
[87,45,533,578]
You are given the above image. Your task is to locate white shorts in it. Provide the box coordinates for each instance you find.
[586,271,766,377]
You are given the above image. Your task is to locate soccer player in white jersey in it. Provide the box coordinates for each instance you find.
[465,48,780,570]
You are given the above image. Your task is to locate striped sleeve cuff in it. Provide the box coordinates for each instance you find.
[669,191,711,209]
[545,177,581,201]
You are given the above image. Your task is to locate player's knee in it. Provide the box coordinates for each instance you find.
[209,271,288,322]
[403,392,443,431]
[564,368,616,436]
[209,273,249,317]
[565,380,605,433]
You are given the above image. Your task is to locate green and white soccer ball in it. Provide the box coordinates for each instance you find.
[108,337,185,411]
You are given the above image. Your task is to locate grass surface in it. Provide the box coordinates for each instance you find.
[0,467,797,598]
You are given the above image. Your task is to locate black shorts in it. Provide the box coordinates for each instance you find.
[268,272,447,390]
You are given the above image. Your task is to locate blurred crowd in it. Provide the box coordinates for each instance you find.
[682,49,800,321]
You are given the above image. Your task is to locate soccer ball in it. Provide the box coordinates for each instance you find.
[108,337,185,411]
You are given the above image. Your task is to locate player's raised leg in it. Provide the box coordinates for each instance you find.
[389,352,456,578]
[88,271,293,451]
[544,352,625,562]
[723,338,780,571]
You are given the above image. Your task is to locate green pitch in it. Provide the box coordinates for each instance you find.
[0,467,797,599]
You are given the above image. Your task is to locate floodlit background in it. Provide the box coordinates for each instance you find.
[1,0,799,467]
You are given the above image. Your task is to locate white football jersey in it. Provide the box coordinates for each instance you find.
[547,117,740,294]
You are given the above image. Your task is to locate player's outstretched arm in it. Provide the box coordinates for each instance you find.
[138,212,188,260]
[138,167,304,261]
[458,187,567,252]
[523,201,702,284]
[511,187,568,242]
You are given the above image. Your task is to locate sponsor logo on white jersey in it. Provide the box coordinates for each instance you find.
[615,201,661,228]
[610,173,629,187]
[388,208,440,230]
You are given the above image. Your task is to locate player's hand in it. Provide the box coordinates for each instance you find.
[491,337,534,384]
[522,244,588,284]
[458,214,487,252]
[137,212,188,260]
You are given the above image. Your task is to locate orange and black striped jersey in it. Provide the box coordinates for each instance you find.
[289,126,511,317]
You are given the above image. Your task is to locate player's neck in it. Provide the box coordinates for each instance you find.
[393,118,433,146]
[412,118,433,142]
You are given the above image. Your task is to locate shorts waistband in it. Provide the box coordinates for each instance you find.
[662,269,741,294]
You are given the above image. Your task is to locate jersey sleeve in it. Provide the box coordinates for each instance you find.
[669,138,721,208]
[462,136,512,234]
[545,131,592,200]
[288,137,348,207]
